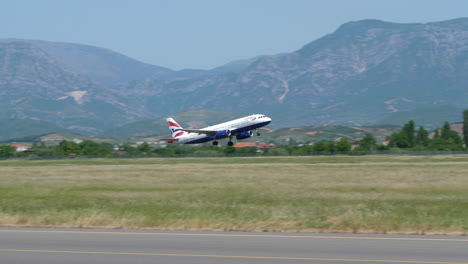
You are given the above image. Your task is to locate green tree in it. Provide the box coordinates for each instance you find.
[428,137,463,151]
[415,126,430,147]
[36,146,58,157]
[402,120,416,147]
[137,142,151,153]
[427,122,463,151]
[326,141,336,153]
[335,138,351,152]
[56,140,80,155]
[79,140,112,156]
[358,134,377,151]
[0,145,16,157]
[100,142,115,152]
[441,122,452,140]
[291,144,313,154]
[389,132,409,148]
[389,120,416,148]
[449,130,463,146]
[441,122,463,146]
[312,141,326,152]
[120,145,139,155]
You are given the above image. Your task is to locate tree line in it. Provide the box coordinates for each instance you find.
[289,110,468,153]
[386,110,468,151]
[388,120,464,151]
[0,140,262,158]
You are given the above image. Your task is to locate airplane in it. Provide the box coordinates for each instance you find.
[164,114,272,146]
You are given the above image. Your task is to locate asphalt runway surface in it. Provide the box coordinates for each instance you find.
[1,228,467,264]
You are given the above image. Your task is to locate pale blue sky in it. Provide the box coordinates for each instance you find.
[1,0,467,70]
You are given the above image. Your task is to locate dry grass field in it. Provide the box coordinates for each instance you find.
[1,155,468,234]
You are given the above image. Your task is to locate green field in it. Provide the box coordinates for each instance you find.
[1,155,468,235]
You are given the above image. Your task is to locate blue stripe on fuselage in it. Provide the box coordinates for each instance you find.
[186,136,216,144]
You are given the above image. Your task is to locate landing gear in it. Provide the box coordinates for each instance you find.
[256,128,261,136]
[212,141,219,146]
[227,136,234,146]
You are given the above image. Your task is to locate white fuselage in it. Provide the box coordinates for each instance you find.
[176,114,271,144]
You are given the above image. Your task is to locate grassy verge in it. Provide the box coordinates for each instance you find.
[1,155,468,234]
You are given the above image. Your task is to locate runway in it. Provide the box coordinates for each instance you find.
[1,228,467,264]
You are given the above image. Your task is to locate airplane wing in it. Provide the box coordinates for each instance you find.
[182,129,218,136]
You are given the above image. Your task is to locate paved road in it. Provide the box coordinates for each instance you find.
[0,228,467,264]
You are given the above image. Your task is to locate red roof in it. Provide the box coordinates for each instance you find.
[234,142,256,148]
[257,143,273,149]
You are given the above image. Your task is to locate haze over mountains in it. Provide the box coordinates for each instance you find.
[1,18,467,140]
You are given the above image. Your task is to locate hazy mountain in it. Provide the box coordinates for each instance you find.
[377,105,464,128]
[0,118,70,142]
[116,18,468,128]
[210,54,286,73]
[1,18,468,139]
[0,39,173,84]
[0,40,159,134]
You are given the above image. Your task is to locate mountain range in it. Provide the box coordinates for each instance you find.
[1,18,468,140]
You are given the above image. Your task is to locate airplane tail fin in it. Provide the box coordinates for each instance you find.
[166,118,185,139]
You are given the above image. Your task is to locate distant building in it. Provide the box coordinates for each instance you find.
[10,144,28,152]
[381,140,390,146]
[349,139,362,150]
[72,138,83,144]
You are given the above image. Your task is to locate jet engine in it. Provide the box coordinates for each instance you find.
[236,130,253,140]
[215,130,231,138]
